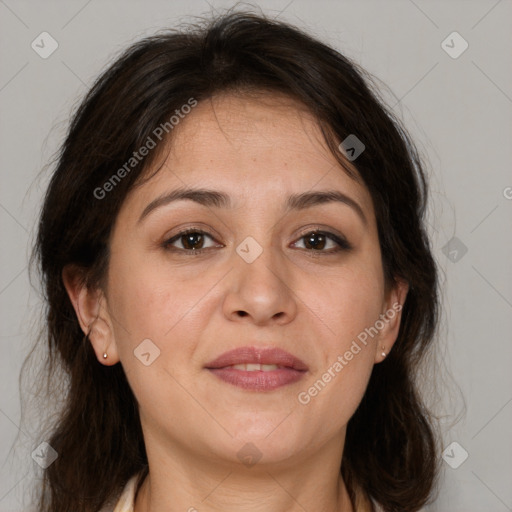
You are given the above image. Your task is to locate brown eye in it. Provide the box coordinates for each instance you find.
[303,232,328,250]
[163,229,219,254]
[292,230,352,253]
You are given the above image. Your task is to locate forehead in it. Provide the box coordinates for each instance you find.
[170,93,352,177]
[124,92,374,220]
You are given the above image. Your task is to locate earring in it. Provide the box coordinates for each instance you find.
[381,347,387,358]
[103,352,108,359]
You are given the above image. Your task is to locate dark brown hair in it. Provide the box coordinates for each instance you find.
[28,9,440,512]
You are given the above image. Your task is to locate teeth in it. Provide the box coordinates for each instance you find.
[228,363,280,371]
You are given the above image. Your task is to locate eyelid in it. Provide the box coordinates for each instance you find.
[292,226,352,252]
[163,227,222,252]
[162,222,222,243]
[162,225,352,255]
[296,224,344,239]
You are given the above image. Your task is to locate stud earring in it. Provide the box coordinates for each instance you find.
[103,352,108,359]
[381,347,387,358]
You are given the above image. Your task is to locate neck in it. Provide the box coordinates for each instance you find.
[135,473,354,512]
[134,435,356,512]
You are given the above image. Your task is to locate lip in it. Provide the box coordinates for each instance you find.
[205,346,309,371]
[205,346,308,391]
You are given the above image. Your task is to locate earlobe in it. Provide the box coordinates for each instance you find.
[62,265,119,365]
[85,316,120,365]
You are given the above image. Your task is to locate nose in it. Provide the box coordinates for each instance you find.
[222,241,298,326]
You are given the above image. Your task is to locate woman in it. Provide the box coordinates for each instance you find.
[31,10,439,512]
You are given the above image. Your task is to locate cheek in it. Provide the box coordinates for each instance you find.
[106,254,213,425]
[107,249,221,367]
[297,274,380,425]
[313,262,384,349]
[108,247,180,332]
[300,263,383,415]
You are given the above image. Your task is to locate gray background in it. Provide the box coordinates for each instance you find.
[1,0,511,510]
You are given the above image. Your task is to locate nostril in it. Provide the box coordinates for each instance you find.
[237,311,248,317]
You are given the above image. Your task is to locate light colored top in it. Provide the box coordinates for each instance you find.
[112,473,142,512]
[112,474,139,512]
[107,472,385,512]
[98,473,141,512]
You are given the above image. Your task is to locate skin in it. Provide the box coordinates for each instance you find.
[63,92,408,512]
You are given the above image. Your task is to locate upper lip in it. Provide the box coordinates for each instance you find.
[205,346,308,371]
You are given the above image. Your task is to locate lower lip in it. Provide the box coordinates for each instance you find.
[207,368,306,391]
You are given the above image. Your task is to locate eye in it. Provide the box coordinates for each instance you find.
[292,230,352,254]
[162,228,352,256]
[162,229,221,254]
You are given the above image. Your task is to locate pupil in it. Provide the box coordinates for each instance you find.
[305,233,325,250]
[181,232,327,251]
[184,233,203,250]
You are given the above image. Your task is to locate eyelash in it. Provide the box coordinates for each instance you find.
[162,227,353,256]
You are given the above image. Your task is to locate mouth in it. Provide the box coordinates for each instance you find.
[204,346,308,391]
[205,346,309,371]
[219,363,288,371]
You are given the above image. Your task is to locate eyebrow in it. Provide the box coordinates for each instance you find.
[137,186,367,226]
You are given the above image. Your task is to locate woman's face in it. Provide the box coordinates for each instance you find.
[81,93,407,467]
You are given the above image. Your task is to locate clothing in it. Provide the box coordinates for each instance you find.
[99,473,141,512]
[112,474,140,511]
[106,472,385,512]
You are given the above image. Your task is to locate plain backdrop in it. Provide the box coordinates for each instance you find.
[0,1,511,511]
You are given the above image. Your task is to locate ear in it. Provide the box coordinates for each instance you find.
[62,265,119,365]
[374,277,409,364]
